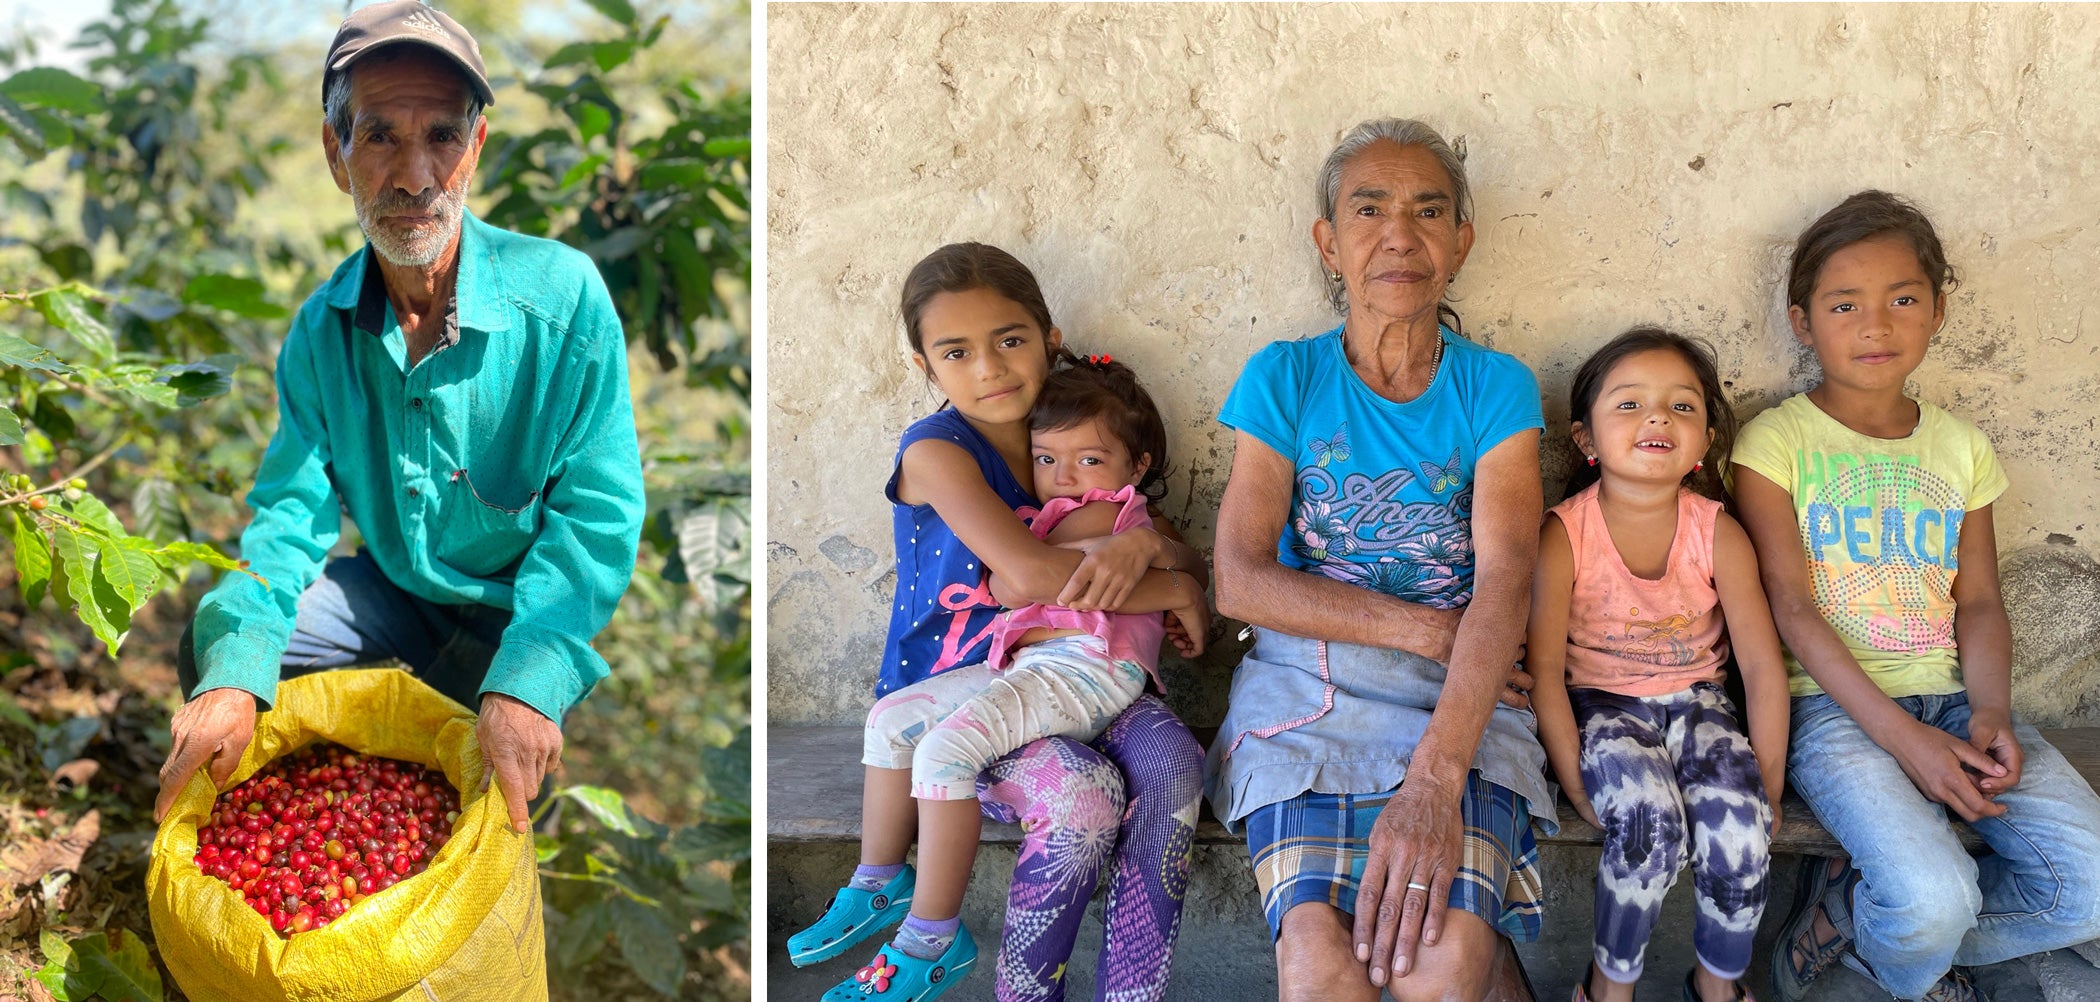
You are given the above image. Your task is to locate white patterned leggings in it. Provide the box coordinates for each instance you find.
[864,633,1149,801]
[1573,682,1773,983]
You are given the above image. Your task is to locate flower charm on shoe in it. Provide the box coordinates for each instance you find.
[855,953,899,994]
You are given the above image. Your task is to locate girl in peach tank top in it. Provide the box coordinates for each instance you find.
[1527,329,1792,1002]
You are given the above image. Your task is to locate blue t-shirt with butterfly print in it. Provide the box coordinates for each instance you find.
[1219,325,1543,608]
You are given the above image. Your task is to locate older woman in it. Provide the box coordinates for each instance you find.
[1205,118,1551,1002]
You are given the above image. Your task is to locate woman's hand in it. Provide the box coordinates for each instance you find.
[1054,528,1162,610]
[1883,715,2008,821]
[1353,772,1464,988]
[1769,797,1785,838]
[1498,649,1533,711]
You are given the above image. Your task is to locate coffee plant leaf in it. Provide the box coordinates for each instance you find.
[607,896,683,998]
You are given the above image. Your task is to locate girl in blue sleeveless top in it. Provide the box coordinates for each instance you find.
[787,243,1209,1002]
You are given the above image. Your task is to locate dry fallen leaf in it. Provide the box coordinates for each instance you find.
[48,759,99,793]
[0,810,101,889]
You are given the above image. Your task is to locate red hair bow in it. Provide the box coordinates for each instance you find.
[1085,353,1113,365]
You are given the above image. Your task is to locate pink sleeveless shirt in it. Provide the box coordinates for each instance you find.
[1550,484,1728,696]
[986,484,1167,685]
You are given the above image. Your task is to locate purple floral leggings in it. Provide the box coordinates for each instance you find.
[975,692,1204,1002]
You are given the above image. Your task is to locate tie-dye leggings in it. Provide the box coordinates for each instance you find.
[975,692,1204,1002]
[1572,682,1772,984]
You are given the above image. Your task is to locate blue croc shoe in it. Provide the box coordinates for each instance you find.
[821,924,978,1002]
[788,867,917,967]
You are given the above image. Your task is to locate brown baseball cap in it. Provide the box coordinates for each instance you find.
[323,1,494,108]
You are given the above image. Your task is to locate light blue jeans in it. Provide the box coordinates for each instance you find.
[1789,691,2100,999]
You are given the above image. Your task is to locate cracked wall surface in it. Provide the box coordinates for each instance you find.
[766,3,2100,727]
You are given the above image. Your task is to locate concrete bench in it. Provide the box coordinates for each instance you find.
[769,724,2100,1002]
[770,725,2099,856]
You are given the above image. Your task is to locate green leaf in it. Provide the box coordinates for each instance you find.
[559,153,608,191]
[132,478,189,544]
[29,393,75,442]
[559,785,642,837]
[551,897,611,972]
[158,360,233,404]
[182,274,287,319]
[52,526,125,652]
[700,137,750,159]
[581,227,650,263]
[150,539,253,578]
[638,157,709,189]
[680,866,738,913]
[571,102,612,144]
[0,67,104,114]
[9,510,51,607]
[38,243,93,282]
[607,897,684,997]
[99,541,162,613]
[670,821,750,864]
[583,0,639,27]
[0,692,32,731]
[590,40,635,73]
[0,91,46,155]
[0,406,21,447]
[534,833,562,864]
[34,927,160,1002]
[677,495,749,584]
[31,289,113,361]
[63,493,124,536]
[0,330,71,372]
[543,42,598,70]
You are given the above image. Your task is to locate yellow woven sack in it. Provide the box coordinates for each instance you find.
[148,668,547,1002]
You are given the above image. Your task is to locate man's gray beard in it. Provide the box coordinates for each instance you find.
[353,174,471,268]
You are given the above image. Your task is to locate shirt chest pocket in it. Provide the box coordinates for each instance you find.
[435,467,542,577]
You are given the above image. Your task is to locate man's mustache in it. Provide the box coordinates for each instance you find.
[367,188,460,217]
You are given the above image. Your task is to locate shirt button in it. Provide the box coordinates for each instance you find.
[407,487,419,498]
[411,398,423,409]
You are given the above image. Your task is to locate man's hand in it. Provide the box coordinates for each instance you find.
[156,687,258,823]
[477,692,562,833]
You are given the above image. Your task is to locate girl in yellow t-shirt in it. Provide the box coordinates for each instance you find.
[1735,190,2100,1002]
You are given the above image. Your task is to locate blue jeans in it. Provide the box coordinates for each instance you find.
[177,550,511,714]
[1789,691,2100,998]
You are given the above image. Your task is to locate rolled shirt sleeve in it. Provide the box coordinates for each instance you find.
[480,268,643,723]
[188,312,343,708]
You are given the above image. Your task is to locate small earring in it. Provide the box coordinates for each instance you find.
[1585,455,1597,467]
[1328,270,1342,283]
[1692,460,1704,473]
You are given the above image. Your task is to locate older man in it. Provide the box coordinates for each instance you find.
[154,1,643,834]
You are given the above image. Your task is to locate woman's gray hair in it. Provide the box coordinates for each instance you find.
[1315,118,1471,320]
[324,57,486,151]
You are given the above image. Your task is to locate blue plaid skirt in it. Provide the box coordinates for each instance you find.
[1243,771,1544,942]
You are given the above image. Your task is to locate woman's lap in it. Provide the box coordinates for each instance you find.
[1243,771,1544,944]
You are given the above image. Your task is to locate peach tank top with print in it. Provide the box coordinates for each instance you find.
[1551,483,1728,696]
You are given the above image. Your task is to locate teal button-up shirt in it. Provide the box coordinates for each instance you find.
[190,212,644,723]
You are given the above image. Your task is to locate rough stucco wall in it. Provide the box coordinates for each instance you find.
[767,3,2100,728]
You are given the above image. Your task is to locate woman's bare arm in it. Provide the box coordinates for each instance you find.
[1213,430,1464,659]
